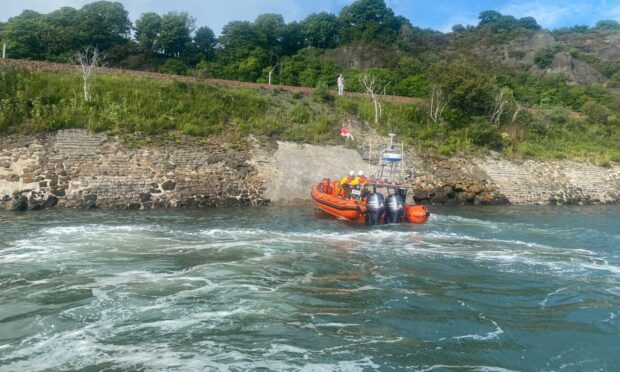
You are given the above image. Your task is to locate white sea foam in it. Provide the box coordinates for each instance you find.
[0,329,379,372]
[435,214,505,230]
[540,287,569,307]
[417,365,517,372]
[314,323,359,328]
[350,285,381,292]
[40,224,156,235]
[264,343,308,356]
[439,314,503,342]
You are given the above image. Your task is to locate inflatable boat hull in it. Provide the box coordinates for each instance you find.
[311,182,429,225]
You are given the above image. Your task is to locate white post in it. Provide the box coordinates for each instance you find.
[401,141,404,183]
[368,136,372,177]
[2,43,6,59]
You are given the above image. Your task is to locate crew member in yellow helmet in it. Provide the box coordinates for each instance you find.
[340,170,355,185]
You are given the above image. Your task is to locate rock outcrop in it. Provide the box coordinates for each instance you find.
[469,31,607,86]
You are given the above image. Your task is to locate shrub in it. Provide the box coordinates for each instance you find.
[392,75,429,97]
[508,50,526,60]
[534,45,562,69]
[290,102,312,124]
[159,59,188,75]
[581,99,610,124]
[312,82,333,103]
[469,120,503,150]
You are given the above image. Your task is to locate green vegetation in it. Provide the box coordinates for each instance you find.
[534,44,563,68]
[337,96,619,164]
[1,65,617,164]
[0,65,337,143]
[0,0,618,164]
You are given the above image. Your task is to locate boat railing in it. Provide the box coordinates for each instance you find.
[372,134,405,183]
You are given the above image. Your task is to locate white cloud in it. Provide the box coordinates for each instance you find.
[499,1,593,28]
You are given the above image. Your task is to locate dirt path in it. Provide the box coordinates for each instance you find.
[3,59,425,105]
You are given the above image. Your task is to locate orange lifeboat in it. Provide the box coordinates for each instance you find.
[311,179,429,225]
[313,133,430,225]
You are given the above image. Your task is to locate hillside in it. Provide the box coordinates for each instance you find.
[0,0,619,164]
[0,61,618,165]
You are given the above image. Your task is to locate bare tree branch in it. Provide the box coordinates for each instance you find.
[511,103,523,124]
[429,84,448,125]
[359,73,388,124]
[268,53,280,85]
[490,88,509,126]
[75,47,104,102]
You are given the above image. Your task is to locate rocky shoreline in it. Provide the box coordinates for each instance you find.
[1,129,618,211]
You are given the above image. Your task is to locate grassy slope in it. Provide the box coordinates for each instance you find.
[0,66,618,165]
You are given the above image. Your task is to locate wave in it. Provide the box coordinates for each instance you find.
[416,365,517,372]
[4,221,618,281]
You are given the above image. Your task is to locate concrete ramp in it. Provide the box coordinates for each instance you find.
[263,142,369,205]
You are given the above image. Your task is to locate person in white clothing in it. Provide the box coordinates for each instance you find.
[337,74,345,96]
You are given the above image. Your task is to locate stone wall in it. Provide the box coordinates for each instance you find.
[474,157,620,204]
[395,153,619,206]
[0,130,270,211]
[1,130,618,210]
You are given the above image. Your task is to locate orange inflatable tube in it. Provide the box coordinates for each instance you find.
[405,205,430,224]
[311,183,362,221]
[311,180,430,224]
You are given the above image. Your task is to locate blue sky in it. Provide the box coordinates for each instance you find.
[1,0,619,33]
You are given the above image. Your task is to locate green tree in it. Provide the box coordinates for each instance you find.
[493,15,519,33]
[253,14,286,52]
[194,26,216,59]
[395,56,422,78]
[430,61,494,116]
[279,49,339,87]
[281,21,303,55]
[338,0,400,44]
[518,16,541,30]
[238,48,269,81]
[1,10,48,59]
[219,21,258,60]
[77,1,131,50]
[452,24,466,33]
[595,20,620,29]
[47,6,79,28]
[478,10,502,26]
[300,12,339,48]
[159,11,195,58]
[45,7,81,56]
[135,12,161,54]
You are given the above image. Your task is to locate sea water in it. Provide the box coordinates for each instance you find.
[0,206,618,371]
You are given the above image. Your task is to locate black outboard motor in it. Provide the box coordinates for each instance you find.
[365,193,385,226]
[385,194,405,224]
